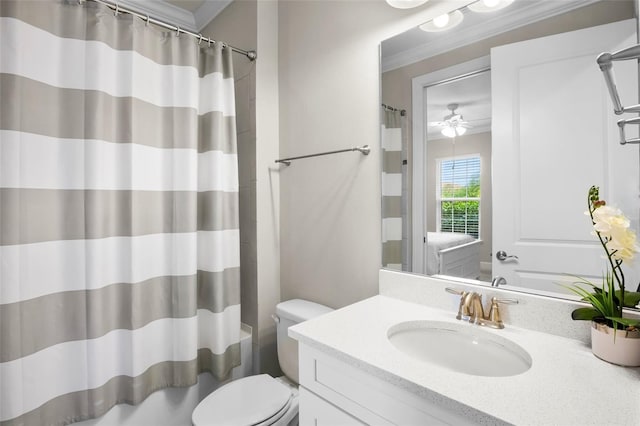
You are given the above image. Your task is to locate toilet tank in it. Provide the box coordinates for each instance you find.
[275,299,333,384]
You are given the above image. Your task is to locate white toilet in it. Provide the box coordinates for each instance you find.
[192,299,333,426]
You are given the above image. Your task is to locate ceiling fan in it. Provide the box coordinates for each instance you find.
[428,103,472,138]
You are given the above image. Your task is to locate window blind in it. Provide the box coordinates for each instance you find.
[438,156,480,238]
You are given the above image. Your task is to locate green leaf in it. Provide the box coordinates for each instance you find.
[560,276,621,318]
[605,316,640,328]
[571,307,602,321]
[617,291,640,308]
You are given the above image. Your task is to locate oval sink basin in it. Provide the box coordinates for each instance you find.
[388,321,532,377]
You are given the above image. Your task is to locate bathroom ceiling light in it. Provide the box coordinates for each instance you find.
[467,0,514,13]
[385,0,429,9]
[419,10,464,32]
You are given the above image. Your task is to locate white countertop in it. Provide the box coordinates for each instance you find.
[289,295,640,426]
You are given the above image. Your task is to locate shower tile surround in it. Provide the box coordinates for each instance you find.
[289,269,640,425]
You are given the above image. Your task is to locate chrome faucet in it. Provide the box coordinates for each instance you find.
[491,276,507,287]
[446,288,518,329]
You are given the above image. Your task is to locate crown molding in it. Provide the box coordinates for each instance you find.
[116,1,230,33]
[195,0,233,32]
[118,0,197,31]
[382,0,600,73]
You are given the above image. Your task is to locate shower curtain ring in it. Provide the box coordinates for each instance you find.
[198,34,203,45]
[146,14,150,26]
[176,26,180,37]
[114,1,119,16]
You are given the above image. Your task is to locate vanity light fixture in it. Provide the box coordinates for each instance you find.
[433,13,451,28]
[419,10,464,32]
[385,0,429,9]
[467,0,514,13]
[418,0,514,33]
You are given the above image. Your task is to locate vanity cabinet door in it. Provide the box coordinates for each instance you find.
[299,387,366,426]
[298,344,481,426]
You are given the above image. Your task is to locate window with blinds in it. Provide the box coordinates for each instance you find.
[437,155,480,238]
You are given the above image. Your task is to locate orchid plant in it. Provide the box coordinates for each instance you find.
[565,186,640,330]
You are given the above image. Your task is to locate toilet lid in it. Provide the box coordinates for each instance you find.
[192,374,293,426]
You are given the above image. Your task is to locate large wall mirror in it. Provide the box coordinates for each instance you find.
[380,0,640,301]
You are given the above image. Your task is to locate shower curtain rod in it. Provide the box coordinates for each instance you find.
[89,0,257,61]
[275,145,371,166]
[382,103,406,116]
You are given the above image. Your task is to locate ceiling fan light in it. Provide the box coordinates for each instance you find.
[441,127,456,138]
[432,13,450,28]
[441,123,467,138]
[467,0,514,13]
[419,10,464,32]
[385,0,429,9]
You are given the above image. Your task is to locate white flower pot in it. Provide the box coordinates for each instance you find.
[591,322,640,367]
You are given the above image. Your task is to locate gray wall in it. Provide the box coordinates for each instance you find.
[277,1,453,309]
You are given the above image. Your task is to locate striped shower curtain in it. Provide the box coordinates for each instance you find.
[0,1,241,425]
[381,108,409,271]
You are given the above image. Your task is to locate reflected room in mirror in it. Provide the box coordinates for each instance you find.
[380,0,640,300]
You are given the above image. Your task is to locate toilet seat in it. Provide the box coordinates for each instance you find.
[192,374,293,426]
[253,397,292,426]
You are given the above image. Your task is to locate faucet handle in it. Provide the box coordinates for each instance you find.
[494,297,518,305]
[445,287,468,320]
[487,297,518,329]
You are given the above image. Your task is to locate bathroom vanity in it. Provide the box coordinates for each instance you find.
[289,270,640,425]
